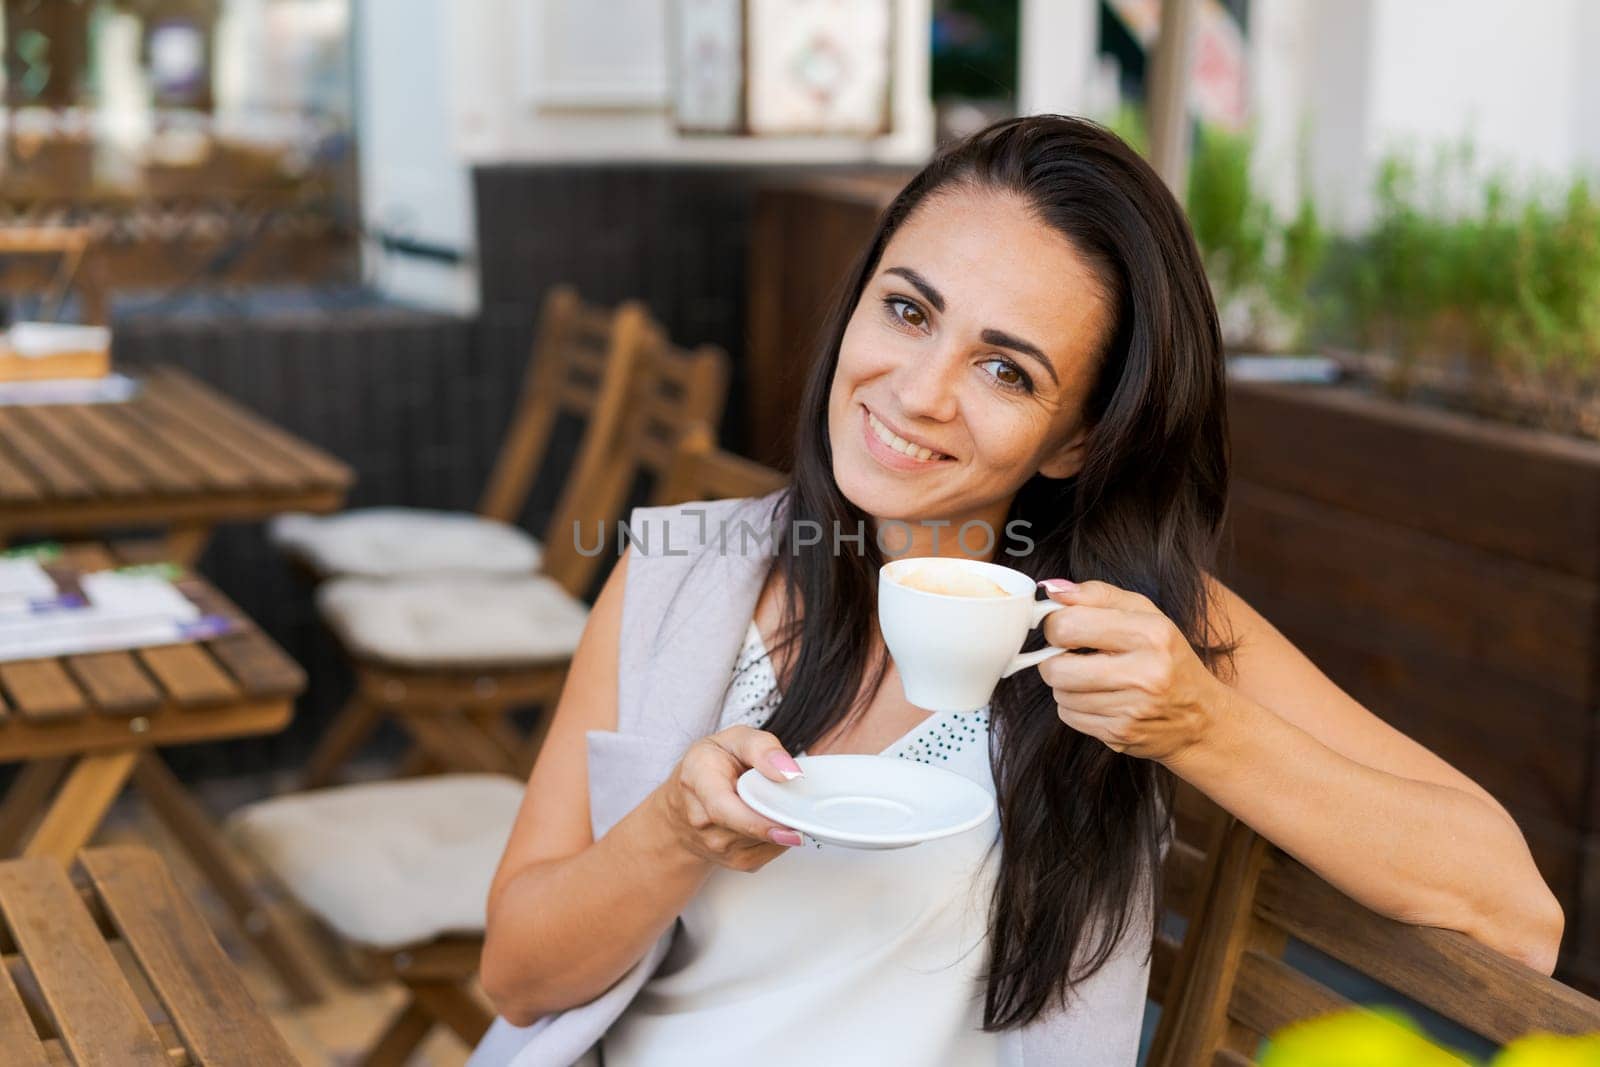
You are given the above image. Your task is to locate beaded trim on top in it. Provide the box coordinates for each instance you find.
[722,622,990,765]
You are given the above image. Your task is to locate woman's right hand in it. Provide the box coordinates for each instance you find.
[651,726,806,872]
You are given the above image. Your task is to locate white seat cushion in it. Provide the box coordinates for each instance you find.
[318,573,589,668]
[270,508,542,579]
[228,774,523,949]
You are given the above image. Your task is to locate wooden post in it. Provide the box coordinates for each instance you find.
[1145,0,1202,197]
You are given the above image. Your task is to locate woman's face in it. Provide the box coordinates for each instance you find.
[827,185,1114,527]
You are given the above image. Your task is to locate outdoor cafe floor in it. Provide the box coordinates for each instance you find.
[97,764,471,1067]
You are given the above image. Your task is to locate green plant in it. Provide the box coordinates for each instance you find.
[1184,123,1326,349]
[1328,143,1600,394]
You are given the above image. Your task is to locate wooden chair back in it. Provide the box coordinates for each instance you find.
[476,286,647,525]
[653,422,787,506]
[1148,817,1600,1066]
[540,319,731,597]
[1150,780,1227,1012]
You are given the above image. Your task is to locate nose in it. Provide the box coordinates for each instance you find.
[891,345,961,424]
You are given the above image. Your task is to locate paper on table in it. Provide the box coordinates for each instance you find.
[0,570,231,662]
[0,558,70,618]
[0,372,139,406]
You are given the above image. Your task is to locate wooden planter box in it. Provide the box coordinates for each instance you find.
[1222,379,1600,989]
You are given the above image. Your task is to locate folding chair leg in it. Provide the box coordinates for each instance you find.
[133,752,325,1005]
[23,749,140,862]
[409,979,494,1046]
[466,705,532,775]
[361,997,436,1067]
[303,694,386,789]
[397,708,520,776]
[0,758,67,854]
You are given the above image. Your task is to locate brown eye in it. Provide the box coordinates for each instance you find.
[899,303,925,327]
[981,357,1030,392]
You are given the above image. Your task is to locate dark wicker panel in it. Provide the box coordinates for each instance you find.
[111,308,484,779]
[473,162,902,455]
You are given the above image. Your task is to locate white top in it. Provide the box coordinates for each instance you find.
[601,623,1018,1067]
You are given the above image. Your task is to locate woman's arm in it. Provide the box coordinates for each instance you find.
[482,551,805,1025]
[481,550,708,1024]
[1037,577,1564,973]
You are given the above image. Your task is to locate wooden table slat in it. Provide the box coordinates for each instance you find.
[0,662,87,719]
[172,578,307,698]
[147,366,352,489]
[0,943,51,1066]
[8,407,146,497]
[0,859,170,1065]
[204,633,306,700]
[112,401,256,494]
[79,847,298,1066]
[64,653,163,716]
[0,443,45,503]
[131,378,309,492]
[0,409,94,499]
[136,645,241,707]
[50,405,201,496]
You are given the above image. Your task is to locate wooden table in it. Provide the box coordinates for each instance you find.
[0,365,353,564]
[0,845,297,1065]
[0,544,322,1003]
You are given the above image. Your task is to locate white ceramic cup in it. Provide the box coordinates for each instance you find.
[878,557,1068,711]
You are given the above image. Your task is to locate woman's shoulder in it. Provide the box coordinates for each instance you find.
[624,490,789,560]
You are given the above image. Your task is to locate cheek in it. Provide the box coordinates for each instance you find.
[961,393,1055,471]
[835,314,898,384]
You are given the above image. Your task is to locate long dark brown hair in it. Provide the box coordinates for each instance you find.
[760,115,1233,1028]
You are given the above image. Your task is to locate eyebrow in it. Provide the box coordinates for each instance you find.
[883,265,1060,386]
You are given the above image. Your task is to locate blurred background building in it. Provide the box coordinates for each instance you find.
[8,0,1600,1025]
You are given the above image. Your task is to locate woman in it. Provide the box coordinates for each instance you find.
[475,117,1561,1066]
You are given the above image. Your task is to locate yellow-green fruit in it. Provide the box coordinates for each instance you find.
[1260,1010,1470,1067]
[1494,1033,1600,1067]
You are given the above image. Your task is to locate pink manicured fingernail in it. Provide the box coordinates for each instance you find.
[1040,579,1076,593]
[766,751,804,780]
[769,829,804,847]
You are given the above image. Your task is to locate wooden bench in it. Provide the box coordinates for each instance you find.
[0,844,297,1064]
[1147,816,1600,1064]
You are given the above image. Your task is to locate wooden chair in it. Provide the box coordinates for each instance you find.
[1146,817,1600,1066]
[653,421,788,505]
[541,323,732,571]
[305,317,731,786]
[0,224,108,325]
[272,284,624,581]
[1149,780,1227,1015]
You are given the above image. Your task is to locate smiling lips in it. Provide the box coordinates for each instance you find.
[865,408,951,464]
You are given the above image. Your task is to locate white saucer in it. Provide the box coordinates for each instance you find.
[736,754,995,850]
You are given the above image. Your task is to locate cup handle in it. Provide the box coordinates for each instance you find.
[999,599,1068,679]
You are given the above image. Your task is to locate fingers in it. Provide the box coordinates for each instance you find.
[711,725,804,783]
[1039,578,1157,615]
[1055,706,1132,753]
[1036,649,1132,693]
[678,731,805,861]
[1041,604,1163,654]
[701,787,797,844]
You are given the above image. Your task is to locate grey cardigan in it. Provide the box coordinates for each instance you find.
[469,494,1151,1067]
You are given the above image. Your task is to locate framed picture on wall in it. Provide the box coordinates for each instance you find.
[673,0,744,132]
[520,0,671,110]
[671,0,893,137]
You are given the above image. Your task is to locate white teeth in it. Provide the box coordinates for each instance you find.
[868,412,943,462]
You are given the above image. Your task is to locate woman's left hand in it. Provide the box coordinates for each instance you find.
[1035,579,1224,763]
